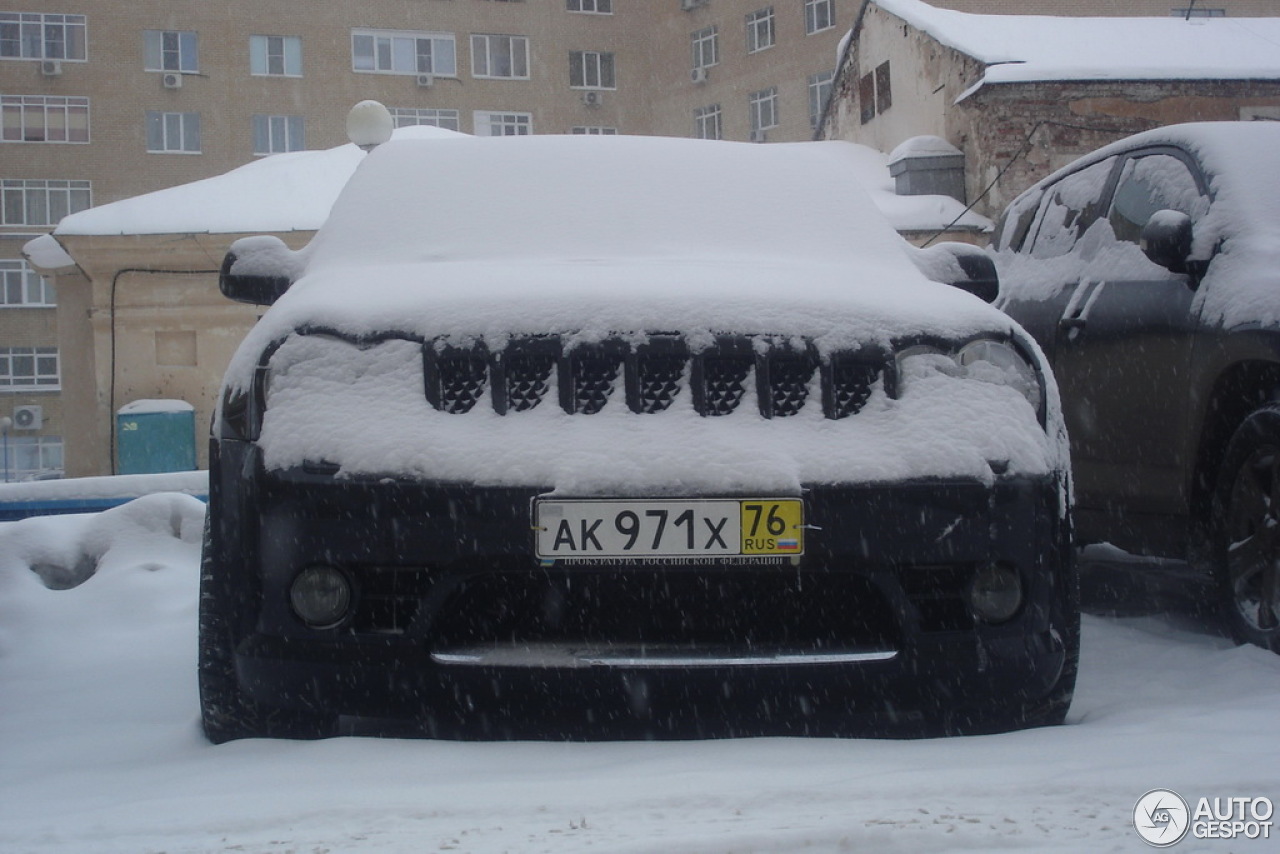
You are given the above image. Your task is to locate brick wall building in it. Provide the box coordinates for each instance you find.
[820,0,1280,219]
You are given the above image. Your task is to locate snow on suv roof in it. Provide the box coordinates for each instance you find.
[233,134,1013,360]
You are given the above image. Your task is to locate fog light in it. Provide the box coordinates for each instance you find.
[290,565,352,628]
[969,563,1022,623]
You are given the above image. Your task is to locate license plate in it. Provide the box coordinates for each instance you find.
[534,498,804,560]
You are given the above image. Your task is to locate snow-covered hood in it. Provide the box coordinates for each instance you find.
[227,134,1018,383]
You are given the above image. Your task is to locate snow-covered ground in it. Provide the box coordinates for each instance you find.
[1,496,1277,853]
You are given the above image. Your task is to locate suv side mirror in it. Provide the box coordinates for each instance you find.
[950,251,999,303]
[910,242,999,303]
[1140,209,1193,274]
[219,235,301,306]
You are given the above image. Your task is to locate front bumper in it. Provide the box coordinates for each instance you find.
[210,441,1072,736]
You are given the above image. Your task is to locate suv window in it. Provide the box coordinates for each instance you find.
[990,188,1040,253]
[1108,153,1209,245]
[1027,157,1116,259]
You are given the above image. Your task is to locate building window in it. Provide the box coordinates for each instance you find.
[474,111,532,136]
[694,104,721,140]
[250,35,302,77]
[146,111,200,153]
[805,0,835,35]
[390,107,461,132]
[0,346,59,390]
[569,50,615,89]
[144,30,198,73]
[875,60,892,115]
[859,61,891,123]
[252,114,304,155]
[0,260,54,306]
[2,435,63,481]
[808,70,834,130]
[352,29,457,77]
[1,95,89,143]
[746,8,775,53]
[858,72,875,123]
[0,179,90,226]
[749,87,778,139]
[568,0,612,13]
[471,34,530,79]
[0,12,86,61]
[1171,7,1225,16]
[571,126,617,135]
[691,26,718,70]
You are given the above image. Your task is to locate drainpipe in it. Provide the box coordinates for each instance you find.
[813,0,876,141]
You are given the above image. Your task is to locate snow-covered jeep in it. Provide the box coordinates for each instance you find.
[200,130,1076,742]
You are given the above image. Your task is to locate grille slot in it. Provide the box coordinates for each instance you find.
[503,353,554,413]
[425,348,488,414]
[698,355,753,417]
[767,355,816,418]
[634,352,686,414]
[825,358,883,419]
[567,348,623,414]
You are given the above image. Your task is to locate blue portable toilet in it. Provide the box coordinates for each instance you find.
[116,399,197,475]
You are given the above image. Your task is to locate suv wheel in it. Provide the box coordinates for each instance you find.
[198,517,338,743]
[1212,406,1280,652]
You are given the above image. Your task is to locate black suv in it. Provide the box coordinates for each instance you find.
[199,127,1077,741]
[992,121,1280,651]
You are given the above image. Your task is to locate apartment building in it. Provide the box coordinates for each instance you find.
[3,0,1277,478]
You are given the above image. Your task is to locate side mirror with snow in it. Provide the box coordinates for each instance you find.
[948,251,999,303]
[219,236,302,306]
[910,242,999,303]
[1140,209,1194,275]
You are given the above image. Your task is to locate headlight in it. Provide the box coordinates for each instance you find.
[895,337,1043,417]
[956,339,1042,414]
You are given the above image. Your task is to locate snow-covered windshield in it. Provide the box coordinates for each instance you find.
[308,135,911,268]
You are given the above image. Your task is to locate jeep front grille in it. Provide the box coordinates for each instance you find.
[423,336,885,420]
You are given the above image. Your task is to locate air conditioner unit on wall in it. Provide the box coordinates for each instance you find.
[749,129,768,143]
[13,405,42,431]
[681,0,708,11]
[40,59,62,77]
[581,90,601,107]
[416,73,434,88]
[162,72,182,89]
[691,66,708,84]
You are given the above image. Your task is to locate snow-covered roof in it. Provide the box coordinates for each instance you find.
[22,233,75,270]
[117,399,196,416]
[51,125,463,237]
[42,127,986,240]
[872,0,1280,93]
